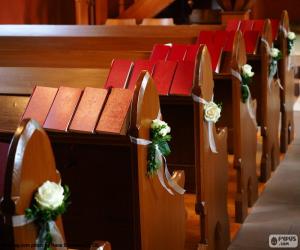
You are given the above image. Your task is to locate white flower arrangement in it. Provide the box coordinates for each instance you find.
[242,64,255,78]
[241,64,255,102]
[204,102,221,123]
[25,181,70,250]
[148,119,172,175]
[287,31,296,55]
[269,47,282,78]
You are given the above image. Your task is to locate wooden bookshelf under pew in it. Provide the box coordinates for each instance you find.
[0,118,112,250]
[0,74,186,250]
[196,30,258,222]
[104,45,230,250]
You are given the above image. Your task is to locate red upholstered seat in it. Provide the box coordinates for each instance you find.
[150,44,171,61]
[104,59,133,89]
[169,60,195,96]
[167,44,188,61]
[214,30,229,49]
[239,20,254,33]
[226,19,241,31]
[244,30,260,54]
[127,60,155,90]
[152,60,177,95]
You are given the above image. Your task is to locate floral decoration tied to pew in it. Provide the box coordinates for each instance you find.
[25,181,70,250]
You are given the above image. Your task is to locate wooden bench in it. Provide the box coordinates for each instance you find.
[0,45,230,249]
[0,119,112,250]
[197,30,258,222]
[0,71,187,250]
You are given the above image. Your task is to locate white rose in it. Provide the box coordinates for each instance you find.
[204,102,221,123]
[159,126,171,136]
[151,119,167,129]
[288,31,296,40]
[35,181,64,210]
[270,48,280,58]
[242,64,254,77]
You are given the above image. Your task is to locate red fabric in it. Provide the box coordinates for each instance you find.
[224,31,236,52]
[167,44,188,61]
[127,60,155,90]
[226,19,241,31]
[252,20,265,34]
[104,59,133,89]
[169,61,195,96]
[271,19,280,41]
[152,61,177,95]
[196,30,214,45]
[244,31,260,54]
[184,45,200,62]
[239,20,254,33]
[150,44,171,62]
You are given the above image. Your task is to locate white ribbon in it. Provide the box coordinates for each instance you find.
[130,136,186,195]
[231,69,256,120]
[191,94,218,153]
[261,38,284,90]
[12,216,66,249]
[279,25,288,38]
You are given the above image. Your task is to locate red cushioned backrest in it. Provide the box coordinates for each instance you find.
[150,44,171,61]
[127,60,155,90]
[226,19,241,31]
[244,30,260,54]
[0,142,9,197]
[271,19,280,41]
[152,60,177,95]
[252,20,265,34]
[104,59,133,89]
[169,60,195,96]
[167,44,188,61]
[239,20,254,33]
[184,44,200,62]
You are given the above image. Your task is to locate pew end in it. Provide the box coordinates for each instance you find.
[90,241,112,250]
[193,45,230,250]
[0,119,65,249]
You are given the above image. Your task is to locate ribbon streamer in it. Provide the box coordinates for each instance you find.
[279,25,288,38]
[231,69,256,120]
[130,136,186,195]
[191,94,218,153]
[261,38,271,54]
[12,216,66,250]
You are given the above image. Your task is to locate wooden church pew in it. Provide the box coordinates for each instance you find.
[0,118,66,249]
[0,45,230,249]
[197,30,258,222]
[275,11,295,153]
[0,73,186,250]
[0,118,112,250]
[104,45,230,249]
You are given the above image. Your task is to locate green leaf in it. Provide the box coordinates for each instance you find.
[158,141,171,156]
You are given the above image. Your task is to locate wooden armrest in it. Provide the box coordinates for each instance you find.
[90,241,112,250]
[171,170,185,188]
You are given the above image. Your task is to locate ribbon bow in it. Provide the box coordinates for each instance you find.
[191,94,218,153]
[231,69,256,121]
[12,215,66,250]
[261,38,284,90]
[130,136,186,196]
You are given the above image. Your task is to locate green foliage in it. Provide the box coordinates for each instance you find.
[241,75,252,103]
[288,39,295,55]
[147,123,171,176]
